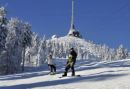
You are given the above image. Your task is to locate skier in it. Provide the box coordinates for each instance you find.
[47,53,56,75]
[62,48,77,77]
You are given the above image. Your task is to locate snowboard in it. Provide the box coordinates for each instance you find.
[59,75,81,78]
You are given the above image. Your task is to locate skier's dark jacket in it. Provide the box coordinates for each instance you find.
[67,49,77,66]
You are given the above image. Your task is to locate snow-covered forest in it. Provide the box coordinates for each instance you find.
[0,6,129,75]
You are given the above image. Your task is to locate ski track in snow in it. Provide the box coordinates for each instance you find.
[0,59,130,89]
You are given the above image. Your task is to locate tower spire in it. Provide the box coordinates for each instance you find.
[71,0,74,29]
[68,0,76,35]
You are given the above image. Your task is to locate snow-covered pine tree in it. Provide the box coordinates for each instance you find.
[21,22,32,71]
[5,18,32,73]
[0,6,8,74]
[25,33,40,66]
[25,33,46,67]
[37,36,47,66]
[115,44,128,60]
[128,53,130,58]
[5,18,22,74]
[0,6,48,74]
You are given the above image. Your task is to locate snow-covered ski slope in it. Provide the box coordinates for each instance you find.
[0,59,130,89]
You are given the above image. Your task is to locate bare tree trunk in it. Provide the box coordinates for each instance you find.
[6,50,9,74]
[6,48,11,74]
[22,47,25,72]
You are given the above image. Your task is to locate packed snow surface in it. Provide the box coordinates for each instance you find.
[0,59,130,89]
